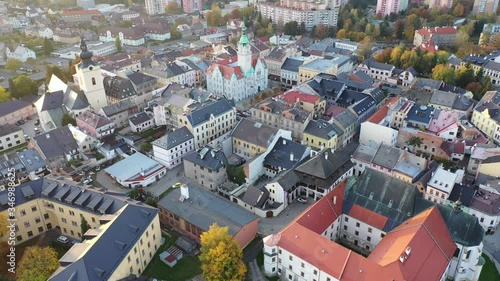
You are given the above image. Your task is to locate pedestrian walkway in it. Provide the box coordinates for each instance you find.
[248,260,267,281]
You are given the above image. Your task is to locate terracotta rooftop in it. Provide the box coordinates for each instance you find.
[416,26,458,36]
[349,204,388,230]
[279,91,320,104]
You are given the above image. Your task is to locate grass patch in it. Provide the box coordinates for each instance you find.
[143,232,201,280]
[227,165,246,185]
[480,253,500,281]
[1,142,28,154]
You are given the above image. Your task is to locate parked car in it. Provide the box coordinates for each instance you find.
[297,197,307,204]
[83,178,92,185]
[26,116,32,120]
[172,182,182,189]
[57,236,69,244]
[15,120,26,126]
[34,119,40,126]
[24,135,30,140]
[94,166,101,172]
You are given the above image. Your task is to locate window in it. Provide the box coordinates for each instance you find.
[69,210,75,216]
[289,255,293,261]
[35,217,41,223]
[344,225,347,230]
[381,233,385,238]
[367,236,371,242]
[20,210,26,216]
[368,227,372,233]
[31,206,37,212]
[17,235,22,241]
[355,231,359,236]
[24,221,30,228]
[38,226,43,233]
[356,222,360,227]
[314,270,318,275]
[59,207,64,213]
[44,213,49,219]
[344,217,348,222]
[72,221,77,226]
[301,262,304,268]
[27,231,33,237]
[62,218,67,223]
[92,77,96,85]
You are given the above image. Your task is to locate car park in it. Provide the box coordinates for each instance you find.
[57,236,69,244]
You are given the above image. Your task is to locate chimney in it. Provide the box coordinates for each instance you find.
[211,150,215,158]
[283,139,287,145]
[180,184,189,200]
[325,152,328,160]
[290,152,294,162]
[333,196,337,205]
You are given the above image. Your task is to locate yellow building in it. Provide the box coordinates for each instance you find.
[0,178,161,280]
[231,118,285,159]
[471,91,500,143]
[303,119,338,151]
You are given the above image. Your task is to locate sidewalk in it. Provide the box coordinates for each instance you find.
[483,229,500,272]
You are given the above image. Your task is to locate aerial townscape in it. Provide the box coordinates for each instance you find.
[0,0,500,280]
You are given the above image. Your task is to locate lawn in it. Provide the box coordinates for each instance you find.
[1,142,28,154]
[227,165,246,185]
[143,232,201,281]
[480,254,500,281]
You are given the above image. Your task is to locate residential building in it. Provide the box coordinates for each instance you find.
[280,57,306,88]
[61,9,101,22]
[76,110,115,139]
[413,26,458,51]
[200,33,228,44]
[183,0,203,13]
[278,90,326,118]
[359,103,398,146]
[99,27,145,46]
[105,152,167,188]
[129,112,155,133]
[257,2,340,31]
[99,98,139,128]
[178,98,237,149]
[398,66,417,86]
[467,144,500,174]
[145,0,166,15]
[103,76,138,104]
[157,183,259,248]
[68,124,98,153]
[298,56,353,83]
[6,45,36,62]
[0,124,25,153]
[153,92,196,128]
[303,119,339,151]
[473,0,499,14]
[183,146,228,191]
[38,27,53,39]
[152,126,194,169]
[251,99,312,141]
[0,99,36,126]
[477,155,500,177]
[327,106,359,149]
[376,0,410,16]
[0,178,161,280]
[357,58,396,82]
[100,53,141,73]
[426,166,463,204]
[28,126,79,170]
[265,47,300,81]
[471,91,500,143]
[144,61,196,86]
[263,137,309,177]
[428,89,475,114]
[305,74,347,106]
[397,128,452,160]
[122,71,158,94]
[180,56,209,87]
[206,27,268,102]
[404,103,436,129]
[429,0,453,8]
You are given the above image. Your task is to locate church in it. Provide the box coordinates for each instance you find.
[206,26,268,102]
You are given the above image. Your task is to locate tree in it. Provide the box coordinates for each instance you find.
[374,48,393,63]
[5,58,21,73]
[299,22,306,35]
[43,38,53,56]
[452,3,465,17]
[406,136,423,149]
[170,29,182,40]
[12,75,37,98]
[455,64,475,88]
[45,65,69,84]
[0,86,10,103]
[166,1,182,14]
[314,24,328,39]
[200,224,246,281]
[80,214,90,236]
[390,46,405,67]
[17,246,59,281]
[115,37,122,52]
[284,21,298,36]
[357,36,373,62]
[229,9,241,19]
[400,50,419,70]
[62,113,76,126]
[417,52,436,75]
[454,30,470,49]
[431,64,456,84]
[336,28,347,39]
[206,4,223,26]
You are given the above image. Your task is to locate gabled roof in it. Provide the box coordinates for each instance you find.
[372,144,403,170]
[32,126,78,159]
[232,118,278,148]
[76,110,112,129]
[360,57,395,71]
[0,99,31,117]
[295,147,353,180]
[183,146,228,171]
[129,112,152,126]
[304,119,337,140]
[281,57,305,72]
[186,98,234,127]
[263,137,308,170]
[152,126,193,150]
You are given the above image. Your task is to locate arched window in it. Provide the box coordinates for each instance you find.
[91,77,96,85]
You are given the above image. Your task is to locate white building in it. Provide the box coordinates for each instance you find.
[38,27,54,39]
[145,0,166,15]
[67,124,98,152]
[99,29,145,46]
[129,112,155,133]
[359,121,398,146]
[152,126,194,169]
[6,45,36,62]
[426,166,464,204]
[206,27,268,102]
[334,39,358,52]
[0,124,25,152]
[105,152,167,188]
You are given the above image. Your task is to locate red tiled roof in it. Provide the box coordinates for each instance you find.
[280,91,320,104]
[325,105,347,118]
[206,64,244,80]
[416,26,458,36]
[366,97,401,124]
[62,9,101,16]
[349,204,388,230]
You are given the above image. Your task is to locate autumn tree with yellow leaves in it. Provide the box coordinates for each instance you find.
[200,224,246,281]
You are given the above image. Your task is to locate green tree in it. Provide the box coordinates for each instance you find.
[455,64,475,88]
[390,46,405,67]
[0,86,10,103]
[12,75,37,98]
[61,113,76,126]
[357,36,373,62]
[454,30,470,49]
[400,50,418,69]
[170,29,182,40]
[140,142,152,152]
[284,21,298,36]
[5,58,22,73]
[452,3,465,17]
[115,37,122,52]
[43,38,53,56]
[206,4,223,26]
[166,1,182,14]
[406,136,423,149]
[45,65,69,84]
[17,246,59,281]
[374,48,393,63]
[431,64,456,84]
[80,214,90,236]
[200,224,246,281]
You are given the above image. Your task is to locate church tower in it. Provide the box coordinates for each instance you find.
[237,26,252,74]
[74,38,107,112]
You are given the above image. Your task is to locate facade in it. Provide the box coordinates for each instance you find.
[471,91,500,144]
[157,183,259,249]
[105,152,167,188]
[183,146,228,190]
[0,178,161,281]
[183,0,203,13]
[425,166,462,204]
[178,98,237,149]
[61,9,101,22]
[413,26,458,50]
[0,99,36,126]
[123,72,158,94]
[473,0,499,14]
[76,110,115,139]
[145,0,166,15]
[280,57,306,88]
[99,28,145,46]
[6,45,36,62]
[357,58,396,82]
[73,39,108,112]
[429,0,453,8]
[376,0,409,17]
[152,126,194,169]
[206,27,268,102]
[0,124,25,153]
[298,56,353,83]
[129,112,155,133]
[303,119,339,151]
[99,98,139,128]
[68,124,98,153]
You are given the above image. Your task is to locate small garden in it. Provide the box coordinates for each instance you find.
[227,165,246,185]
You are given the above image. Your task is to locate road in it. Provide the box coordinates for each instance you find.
[483,228,500,269]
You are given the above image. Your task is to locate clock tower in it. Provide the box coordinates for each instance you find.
[73,38,107,112]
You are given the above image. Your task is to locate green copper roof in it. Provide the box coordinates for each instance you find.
[239,26,249,45]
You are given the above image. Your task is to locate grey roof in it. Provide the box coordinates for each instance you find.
[263,137,308,170]
[104,152,164,182]
[429,89,456,107]
[281,58,305,72]
[372,144,403,170]
[232,118,278,148]
[352,143,378,163]
[100,98,136,117]
[126,72,157,86]
[32,126,78,159]
[157,184,258,236]
[0,123,21,136]
[350,70,374,84]
[275,170,300,191]
[152,126,193,150]
[331,109,358,129]
[186,98,234,127]
[104,76,138,100]
[50,204,157,281]
[304,119,337,139]
[0,99,31,117]
[360,58,395,71]
[183,146,228,171]
[241,186,269,208]
[17,148,46,172]
[448,184,475,207]
[393,159,423,179]
[410,78,443,91]
[306,75,346,99]
[63,89,89,110]
[406,104,435,125]
[39,90,64,111]
[129,112,152,126]
[452,94,474,111]
[266,47,287,60]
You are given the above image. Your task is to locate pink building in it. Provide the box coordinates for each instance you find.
[76,110,115,139]
[376,0,408,17]
[183,0,203,14]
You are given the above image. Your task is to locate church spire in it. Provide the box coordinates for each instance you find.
[79,37,93,61]
[239,25,249,47]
